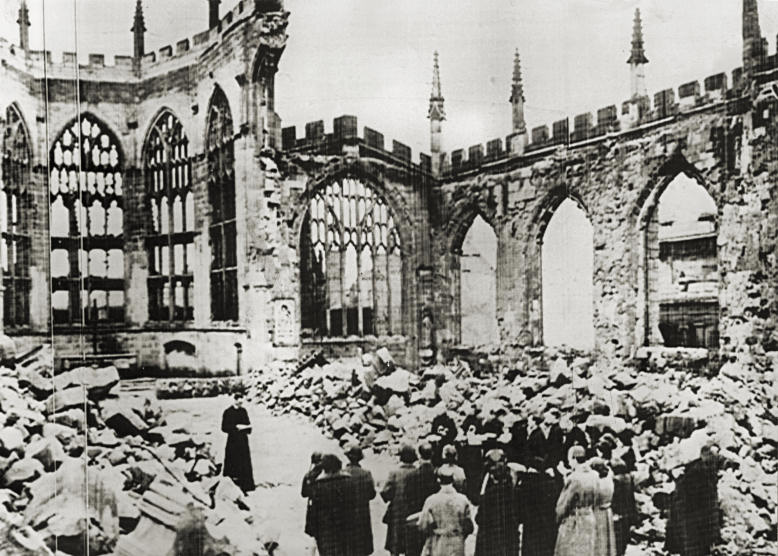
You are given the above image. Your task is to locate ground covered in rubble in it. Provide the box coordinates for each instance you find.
[249,348,778,556]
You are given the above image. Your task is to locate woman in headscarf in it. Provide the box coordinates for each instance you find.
[220,390,255,493]
[553,446,598,556]
[589,457,617,556]
[474,460,520,556]
[381,444,418,556]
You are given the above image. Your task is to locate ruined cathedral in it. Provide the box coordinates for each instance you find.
[0,0,776,375]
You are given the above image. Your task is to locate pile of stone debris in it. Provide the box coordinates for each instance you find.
[0,346,273,556]
[249,347,778,555]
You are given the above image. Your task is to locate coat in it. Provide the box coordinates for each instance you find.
[592,476,617,556]
[665,457,721,556]
[405,461,440,556]
[475,474,520,556]
[221,405,254,493]
[310,474,350,556]
[301,466,322,538]
[418,484,474,556]
[553,469,598,556]
[345,463,376,556]
[381,463,417,554]
[611,472,637,556]
[517,469,562,556]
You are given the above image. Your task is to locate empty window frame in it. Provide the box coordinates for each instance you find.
[144,111,195,322]
[300,178,403,338]
[206,89,238,321]
[1,105,32,327]
[49,115,124,325]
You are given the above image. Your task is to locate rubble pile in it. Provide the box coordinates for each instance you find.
[249,347,778,555]
[156,376,246,399]
[0,346,272,556]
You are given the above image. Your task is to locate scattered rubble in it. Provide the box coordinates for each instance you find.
[0,345,272,556]
[248,347,778,555]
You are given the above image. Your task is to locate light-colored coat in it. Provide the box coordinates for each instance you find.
[417,484,474,556]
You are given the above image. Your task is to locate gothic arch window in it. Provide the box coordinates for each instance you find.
[459,215,498,347]
[644,173,718,348]
[1,105,32,327]
[206,88,238,321]
[300,178,403,339]
[541,197,594,349]
[49,115,124,325]
[144,111,195,322]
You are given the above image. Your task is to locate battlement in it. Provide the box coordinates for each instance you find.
[441,65,748,179]
[282,115,433,175]
[0,0,288,82]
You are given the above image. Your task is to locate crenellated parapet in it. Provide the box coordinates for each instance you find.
[281,115,434,177]
[439,65,753,179]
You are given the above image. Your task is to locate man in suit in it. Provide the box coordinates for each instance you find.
[343,443,376,556]
[405,442,440,556]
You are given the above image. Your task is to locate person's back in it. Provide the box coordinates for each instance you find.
[475,462,519,556]
[343,444,375,556]
[405,443,440,556]
[418,472,473,556]
[311,455,350,556]
[517,458,560,556]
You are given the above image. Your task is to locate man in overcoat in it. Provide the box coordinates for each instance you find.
[343,443,376,556]
[417,468,474,556]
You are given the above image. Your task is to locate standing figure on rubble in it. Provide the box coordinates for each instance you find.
[343,443,376,556]
[665,443,723,556]
[382,444,420,556]
[418,468,474,556]
[220,390,255,493]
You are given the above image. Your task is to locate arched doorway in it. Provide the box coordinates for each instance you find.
[460,215,498,347]
[541,198,594,349]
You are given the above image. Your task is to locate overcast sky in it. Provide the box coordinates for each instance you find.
[0,0,775,156]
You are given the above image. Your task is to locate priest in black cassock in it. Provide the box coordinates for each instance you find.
[220,390,255,493]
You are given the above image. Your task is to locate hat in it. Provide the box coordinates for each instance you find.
[399,444,417,464]
[344,443,363,462]
[484,448,506,465]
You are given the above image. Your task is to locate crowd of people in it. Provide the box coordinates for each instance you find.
[219,390,723,556]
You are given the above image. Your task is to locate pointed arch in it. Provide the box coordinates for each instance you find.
[143,109,195,322]
[459,214,498,347]
[1,103,33,326]
[634,154,719,348]
[49,113,126,326]
[205,86,238,321]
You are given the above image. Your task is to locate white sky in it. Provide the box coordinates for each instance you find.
[1,1,776,156]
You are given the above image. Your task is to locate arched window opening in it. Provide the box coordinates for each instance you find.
[1,105,32,327]
[300,179,403,339]
[207,89,238,322]
[649,174,718,347]
[541,198,594,349]
[49,115,124,325]
[460,215,498,347]
[144,111,194,322]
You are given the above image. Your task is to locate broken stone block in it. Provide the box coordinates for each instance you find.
[374,347,395,374]
[53,366,120,400]
[2,458,43,489]
[0,334,16,366]
[0,426,25,454]
[25,437,64,472]
[17,366,53,399]
[45,386,84,414]
[42,423,77,447]
[383,395,405,418]
[53,408,85,430]
[105,407,149,437]
[549,358,571,386]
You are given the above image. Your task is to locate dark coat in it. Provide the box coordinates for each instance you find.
[344,463,376,556]
[431,413,458,466]
[516,469,561,556]
[528,425,565,469]
[311,474,351,556]
[459,443,484,505]
[506,421,528,465]
[405,461,441,556]
[381,463,417,554]
[221,405,254,493]
[611,472,637,556]
[665,458,721,556]
[475,474,520,556]
[301,466,322,537]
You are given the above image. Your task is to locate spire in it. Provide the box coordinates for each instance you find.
[627,8,648,65]
[17,0,31,52]
[131,0,146,59]
[209,0,222,29]
[510,49,524,104]
[428,51,445,121]
[743,0,765,81]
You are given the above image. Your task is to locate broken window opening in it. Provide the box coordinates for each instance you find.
[144,111,195,322]
[650,174,718,348]
[1,104,32,327]
[49,114,125,326]
[300,178,403,340]
[459,215,498,347]
[541,198,594,350]
[207,89,238,322]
